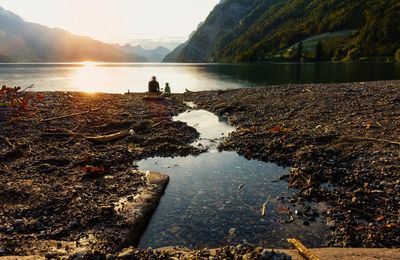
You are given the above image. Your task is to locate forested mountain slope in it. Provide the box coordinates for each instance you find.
[170,0,400,62]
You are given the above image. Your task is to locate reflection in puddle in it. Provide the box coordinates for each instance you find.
[173,109,235,151]
[183,101,197,109]
[138,153,329,249]
[138,110,330,249]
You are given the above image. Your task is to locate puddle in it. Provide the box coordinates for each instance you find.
[184,101,197,108]
[137,109,330,249]
[173,109,235,151]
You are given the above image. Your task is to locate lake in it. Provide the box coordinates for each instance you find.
[0,62,399,93]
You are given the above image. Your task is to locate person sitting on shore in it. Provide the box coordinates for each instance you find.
[164,82,171,94]
[148,76,160,93]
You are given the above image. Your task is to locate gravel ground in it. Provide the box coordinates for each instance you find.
[1,80,399,258]
[179,80,400,248]
[0,92,199,256]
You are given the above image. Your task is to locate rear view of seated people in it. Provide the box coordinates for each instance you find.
[164,82,171,94]
[148,76,160,93]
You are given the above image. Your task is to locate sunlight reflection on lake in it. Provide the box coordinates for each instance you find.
[0,62,399,93]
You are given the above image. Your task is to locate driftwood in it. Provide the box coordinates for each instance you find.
[152,120,168,128]
[41,129,79,137]
[85,131,129,143]
[343,136,400,146]
[42,129,129,143]
[236,184,258,214]
[262,195,271,217]
[41,108,100,122]
[287,238,320,260]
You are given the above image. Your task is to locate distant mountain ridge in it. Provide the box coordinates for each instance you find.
[116,44,170,62]
[0,6,147,62]
[167,0,400,62]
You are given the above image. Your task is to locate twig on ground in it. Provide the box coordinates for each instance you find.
[0,135,15,149]
[287,238,320,260]
[20,84,35,93]
[262,195,271,217]
[236,184,259,214]
[152,120,168,128]
[22,138,32,152]
[343,136,400,146]
[41,128,80,137]
[85,131,129,143]
[41,108,100,122]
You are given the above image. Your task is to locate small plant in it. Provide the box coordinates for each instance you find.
[0,84,45,122]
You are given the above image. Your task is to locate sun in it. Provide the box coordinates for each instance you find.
[81,61,96,66]
[72,63,107,93]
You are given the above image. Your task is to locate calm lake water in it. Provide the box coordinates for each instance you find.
[0,62,399,93]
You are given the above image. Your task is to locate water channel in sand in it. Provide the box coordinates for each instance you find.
[137,107,330,249]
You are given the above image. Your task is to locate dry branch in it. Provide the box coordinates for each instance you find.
[41,128,80,137]
[41,108,100,122]
[0,135,15,149]
[343,136,400,145]
[85,131,129,143]
[41,129,129,143]
[287,238,320,260]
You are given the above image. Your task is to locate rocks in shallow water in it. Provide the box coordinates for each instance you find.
[181,81,400,247]
[229,228,236,237]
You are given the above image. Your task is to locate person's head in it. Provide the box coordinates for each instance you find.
[165,83,169,87]
[152,76,156,81]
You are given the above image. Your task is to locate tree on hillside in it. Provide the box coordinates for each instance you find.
[315,40,324,61]
[395,49,400,63]
[295,41,304,62]
[344,47,361,63]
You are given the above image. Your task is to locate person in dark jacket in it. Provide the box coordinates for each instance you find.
[148,76,160,93]
[164,82,171,94]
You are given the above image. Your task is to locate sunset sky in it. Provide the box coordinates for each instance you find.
[0,0,219,47]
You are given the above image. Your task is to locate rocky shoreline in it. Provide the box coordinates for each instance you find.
[0,80,399,258]
[0,92,200,256]
[180,80,400,248]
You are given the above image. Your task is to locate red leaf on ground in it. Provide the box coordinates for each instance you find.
[272,125,282,132]
[36,93,45,100]
[80,165,105,175]
[276,206,290,214]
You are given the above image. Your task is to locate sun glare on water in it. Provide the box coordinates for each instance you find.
[81,61,96,67]
[72,62,113,93]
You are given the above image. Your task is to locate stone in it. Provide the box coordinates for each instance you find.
[228,228,236,236]
[261,249,272,259]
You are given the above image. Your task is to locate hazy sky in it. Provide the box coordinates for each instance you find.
[0,0,219,44]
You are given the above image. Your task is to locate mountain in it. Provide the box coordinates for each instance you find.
[163,42,188,62]
[163,22,205,62]
[116,44,170,62]
[168,0,400,62]
[0,6,147,62]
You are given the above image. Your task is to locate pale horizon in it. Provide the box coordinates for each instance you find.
[0,0,220,47]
